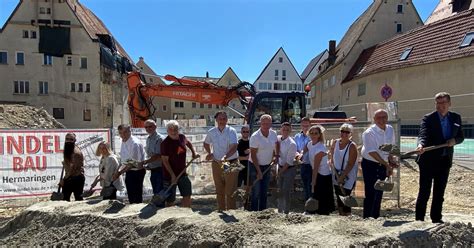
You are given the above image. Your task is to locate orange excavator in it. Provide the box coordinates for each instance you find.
[127,71,356,128]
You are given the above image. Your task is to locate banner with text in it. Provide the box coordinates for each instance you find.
[0,129,110,199]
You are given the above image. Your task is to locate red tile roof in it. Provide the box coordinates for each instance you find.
[344,9,474,83]
[67,0,133,62]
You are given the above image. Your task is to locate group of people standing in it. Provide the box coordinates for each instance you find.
[59,92,463,223]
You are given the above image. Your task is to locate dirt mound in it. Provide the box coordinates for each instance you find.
[0,104,65,129]
[0,200,472,247]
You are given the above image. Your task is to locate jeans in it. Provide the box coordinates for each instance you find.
[300,164,312,201]
[249,162,271,211]
[237,160,249,187]
[150,168,164,207]
[362,159,387,219]
[277,166,296,214]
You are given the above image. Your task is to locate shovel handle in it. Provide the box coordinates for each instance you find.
[402,143,449,158]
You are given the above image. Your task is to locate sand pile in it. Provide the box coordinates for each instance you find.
[0,104,65,129]
[0,198,472,247]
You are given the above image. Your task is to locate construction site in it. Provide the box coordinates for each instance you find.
[0,105,473,246]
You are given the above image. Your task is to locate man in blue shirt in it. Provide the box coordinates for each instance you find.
[294,117,312,201]
[415,92,464,223]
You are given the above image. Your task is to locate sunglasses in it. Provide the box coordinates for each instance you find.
[241,131,250,133]
[65,138,75,142]
[340,130,351,134]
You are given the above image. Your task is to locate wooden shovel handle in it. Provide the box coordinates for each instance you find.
[402,143,449,158]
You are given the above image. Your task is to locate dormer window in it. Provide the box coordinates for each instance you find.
[460,32,474,48]
[399,47,412,61]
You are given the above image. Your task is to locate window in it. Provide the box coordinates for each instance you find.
[323,79,329,90]
[78,83,83,92]
[329,75,336,87]
[397,4,403,13]
[39,7,45,14]
[278,57,283,63]
[85,83,90,92]
[460,32,474,48]
[200,103,204,108]
[13,81,29,94]
[66,56,72,66]
[297,84,302,91]
[22,30,29,38]
[282,70,286,81]
[346,88,351,100]
[43,54,52,65]
[0,51,7,64]
[162,105,167,111]
[306,97,312,106]
[399,47,412,60]
[70,83,75,92]
[46,8,51,14]
[358,83,366,96]
[53,108,64,119]
[289,84,297,91]
[192,102,196,108]
[253,98,283,124]
[30,31,37,39]
[80,57,87,69]
[39,81,48,95]
[274,70,278,80]
[396,23,402,33]
[16,52,24,65]
[273,83,287,91]
[174,101,184,108]
[208,104,212,109]
[259,82,272,90]
[83,109,91,121]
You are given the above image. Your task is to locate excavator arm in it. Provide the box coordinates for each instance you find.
[127,71,255,127]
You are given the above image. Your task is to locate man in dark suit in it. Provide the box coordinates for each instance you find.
[415,92,464,223]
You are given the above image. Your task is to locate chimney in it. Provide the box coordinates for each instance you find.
[328,40,336,66]
[206,71,209,78]
[139,57,144,61]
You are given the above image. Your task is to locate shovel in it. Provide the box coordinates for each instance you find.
[304,186,318,213]
[150,156,199,206]
[333,173,358,207]
[232,162,274,203]
[374,176,394,192]
[50,163,65,201]
[400,143,449,159]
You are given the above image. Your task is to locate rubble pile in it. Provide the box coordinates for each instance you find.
[0,104,65,129]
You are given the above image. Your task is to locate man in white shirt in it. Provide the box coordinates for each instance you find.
[249,114,278,211]
[115,124,146,204]
[204,111,239,211]
[361,109,396,218]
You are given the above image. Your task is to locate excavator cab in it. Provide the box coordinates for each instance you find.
[247,92,306,130]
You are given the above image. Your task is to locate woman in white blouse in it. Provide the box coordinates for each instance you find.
[91,141,124,199]
[307,125,335,215]
[276,122,297,214]
[329,123,358,216]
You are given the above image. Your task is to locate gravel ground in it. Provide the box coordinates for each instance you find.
[0,161,472,247]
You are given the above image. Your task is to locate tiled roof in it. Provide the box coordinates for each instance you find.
[300,50,327,81]
[343,9,474,83]
[66,0,133,62]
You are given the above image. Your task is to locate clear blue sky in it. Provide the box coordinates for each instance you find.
[1,0,436,82]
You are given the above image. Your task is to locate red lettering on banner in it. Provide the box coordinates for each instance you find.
[13,157,23,172]
[26,136,41,154]
[7,136,24,154]
[42,136,53,153]
[0,136,3,155]
[12,156,47,172]
[54,135,63,153]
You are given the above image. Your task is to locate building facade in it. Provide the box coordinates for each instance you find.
[309,0,423,111]
[0,0,133,128]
